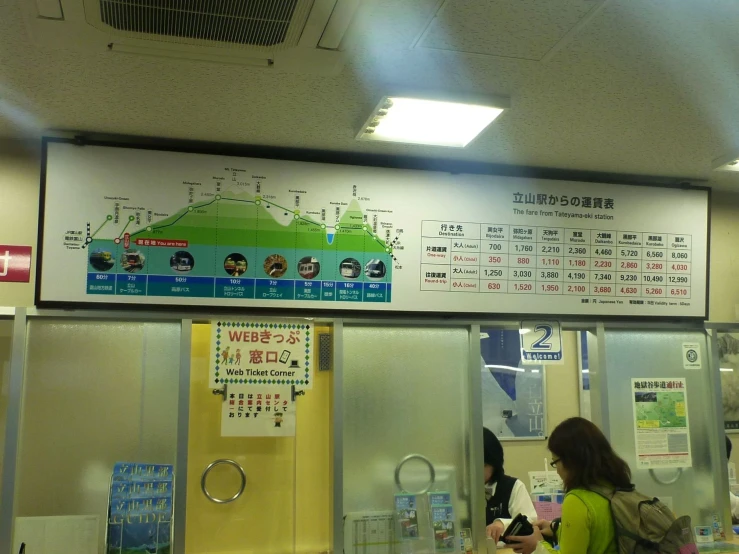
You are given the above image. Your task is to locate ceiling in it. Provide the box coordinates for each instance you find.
[2,0,739,188]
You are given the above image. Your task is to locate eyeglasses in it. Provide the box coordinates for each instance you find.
[550,459,560,468]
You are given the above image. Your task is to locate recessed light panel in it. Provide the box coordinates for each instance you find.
[357,96,507,148]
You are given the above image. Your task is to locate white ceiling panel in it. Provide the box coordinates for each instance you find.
[415,0,604,61]
[1,0,739,188]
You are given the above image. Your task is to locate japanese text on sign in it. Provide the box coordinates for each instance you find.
[222,385,296,437]
[513,193,615,209]
[211,320,313,388]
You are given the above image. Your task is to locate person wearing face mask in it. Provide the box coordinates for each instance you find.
[483,427,537,543]
[507,417,628,554]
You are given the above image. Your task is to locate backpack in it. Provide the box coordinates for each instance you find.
[590,485,699,554]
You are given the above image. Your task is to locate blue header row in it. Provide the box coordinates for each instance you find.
[87,273,391,303]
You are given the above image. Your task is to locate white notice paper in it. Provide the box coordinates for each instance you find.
[682,342,702,370]
[631,378,692,469]
[221,384,296,437]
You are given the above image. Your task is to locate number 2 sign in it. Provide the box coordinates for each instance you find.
[520,321,564,364]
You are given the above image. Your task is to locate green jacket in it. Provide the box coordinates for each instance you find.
[542,489,618,554]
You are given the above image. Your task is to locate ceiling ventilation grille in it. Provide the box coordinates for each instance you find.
[86,0,314,49]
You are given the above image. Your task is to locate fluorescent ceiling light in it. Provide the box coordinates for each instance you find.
[713,153,739,172]
[721,367,734,372]
[582,369,590,374]
[357,95,508,148]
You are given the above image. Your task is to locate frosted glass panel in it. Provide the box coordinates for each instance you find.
[15,320,180,552]
[0,319,12,505]
[600,329,721,527]
[343,326,471,527]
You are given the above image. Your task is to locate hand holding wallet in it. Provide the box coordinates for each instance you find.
[501,514,535,544]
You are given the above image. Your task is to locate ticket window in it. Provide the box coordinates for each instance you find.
[10,319,181,552]
[342,325,476,554]
[185,322,332,554]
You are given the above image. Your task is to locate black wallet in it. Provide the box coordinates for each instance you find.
[501,514,535,544]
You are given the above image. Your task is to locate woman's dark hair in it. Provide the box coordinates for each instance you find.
[727,435,733,461]
[548,417,631,491]
[483,427,505,483]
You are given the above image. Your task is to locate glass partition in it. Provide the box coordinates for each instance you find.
[481,329,546,440]
[715,330,739,523]
[342,325,472,554]
[596,328,725,528]
[12,319,181,552]
[0,318,13,509]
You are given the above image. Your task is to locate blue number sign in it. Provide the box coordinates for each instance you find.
[520,320,563,363]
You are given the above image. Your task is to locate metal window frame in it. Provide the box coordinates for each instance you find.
[0,308,22,554]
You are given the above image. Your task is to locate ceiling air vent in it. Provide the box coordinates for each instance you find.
[21,0,361,74]
[93,0,312,49]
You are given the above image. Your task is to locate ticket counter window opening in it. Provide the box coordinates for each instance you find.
[480,329,541,543]
[480,327,729,549]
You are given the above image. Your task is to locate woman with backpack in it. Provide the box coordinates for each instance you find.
[508,417,629,554]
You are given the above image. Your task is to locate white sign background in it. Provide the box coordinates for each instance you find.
[39,142,710,317]
[211,319,313,388]
[631,378,692,469]
[519,320,563,365]
[221,385,295,437]
[682,342,702,370]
